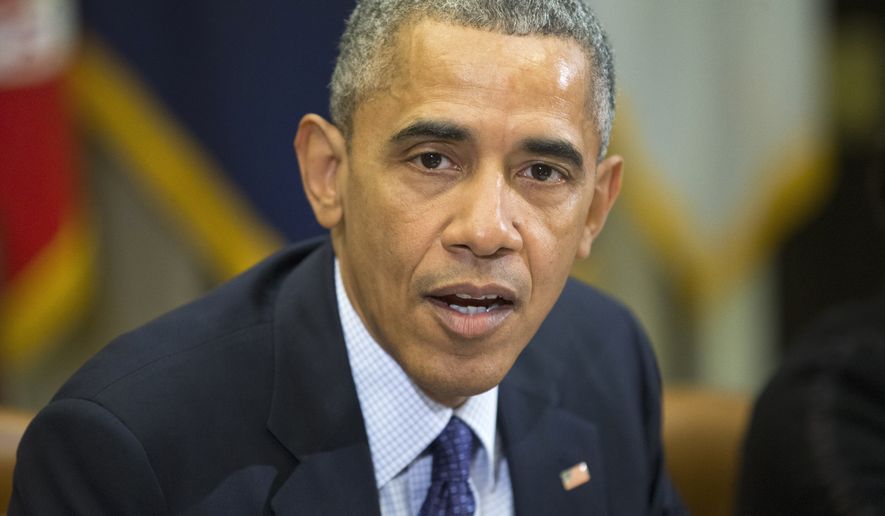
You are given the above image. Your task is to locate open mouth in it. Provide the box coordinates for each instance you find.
[425,285,517,338]
[436,293,511,314]
[428,292,515,315]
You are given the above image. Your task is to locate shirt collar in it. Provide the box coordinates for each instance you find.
[334,260,499,488]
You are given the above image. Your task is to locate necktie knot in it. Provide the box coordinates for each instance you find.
[430,416,475,482]
[419,416,477,515]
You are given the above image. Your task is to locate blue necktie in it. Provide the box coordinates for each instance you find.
[419,417,477,516]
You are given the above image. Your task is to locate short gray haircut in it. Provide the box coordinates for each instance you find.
[330,0,616,159]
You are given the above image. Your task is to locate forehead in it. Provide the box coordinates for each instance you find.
[353,19,596,152]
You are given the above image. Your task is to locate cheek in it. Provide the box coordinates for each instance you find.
[529,228,577,283]
[528,189,588,243]
[347,172,441,276]
[523,200,589,290]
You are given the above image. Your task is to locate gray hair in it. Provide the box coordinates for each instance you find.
[330,0,616,159]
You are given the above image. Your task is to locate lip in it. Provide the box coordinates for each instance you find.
[424,283,518,339]
[426,283,518,304]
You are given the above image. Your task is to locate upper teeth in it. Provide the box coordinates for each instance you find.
[454,293,499,300]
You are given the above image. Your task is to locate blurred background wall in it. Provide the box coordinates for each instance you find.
[1,0,883,410]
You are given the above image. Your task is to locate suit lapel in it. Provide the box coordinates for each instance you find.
[265,241,381,515]
[499,349,609,516]
[269,444,379,515]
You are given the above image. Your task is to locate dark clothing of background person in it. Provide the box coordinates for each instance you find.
[736,290,885,516]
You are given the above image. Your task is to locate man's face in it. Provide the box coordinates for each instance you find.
[300,19,621,406]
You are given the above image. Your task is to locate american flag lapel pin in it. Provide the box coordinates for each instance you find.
[560,461,591,491]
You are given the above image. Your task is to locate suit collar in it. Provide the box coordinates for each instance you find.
[266,239,381,515]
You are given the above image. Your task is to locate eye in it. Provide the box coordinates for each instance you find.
[410,152,455,171]
[521,163,566,183]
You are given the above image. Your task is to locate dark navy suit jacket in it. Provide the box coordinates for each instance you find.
[10,238,685,515]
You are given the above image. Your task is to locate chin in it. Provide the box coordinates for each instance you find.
[412,354,513,406]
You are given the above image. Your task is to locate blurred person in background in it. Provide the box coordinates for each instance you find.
[737,136,885,516]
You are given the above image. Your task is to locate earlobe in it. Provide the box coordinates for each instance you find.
[577,155,623,259]
[294,114,348,229]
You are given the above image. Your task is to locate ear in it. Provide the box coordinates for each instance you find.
[577,154,623,259]
[294,114,348,229]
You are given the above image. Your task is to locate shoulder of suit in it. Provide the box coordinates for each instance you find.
[518,278,650,382]
[53,237,329,402]
[552,278,642,335]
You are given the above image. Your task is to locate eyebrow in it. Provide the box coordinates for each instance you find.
[388,120,585,171]
[520,137,584,171]
[389,120,472,145]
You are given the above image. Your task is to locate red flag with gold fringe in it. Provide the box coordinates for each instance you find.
[0,0,93,369]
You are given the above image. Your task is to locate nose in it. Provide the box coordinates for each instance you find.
[440,167,523,257]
